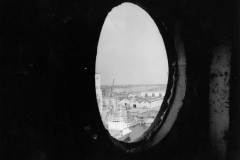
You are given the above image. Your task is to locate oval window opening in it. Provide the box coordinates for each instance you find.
[95,2,169,143]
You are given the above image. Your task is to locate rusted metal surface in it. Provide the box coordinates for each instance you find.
[210,44,231,160]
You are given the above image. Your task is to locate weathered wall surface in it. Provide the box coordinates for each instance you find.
[210,45,231,160]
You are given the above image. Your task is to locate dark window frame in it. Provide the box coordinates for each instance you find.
[94,1,182,153]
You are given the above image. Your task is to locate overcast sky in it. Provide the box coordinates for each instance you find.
[96,2,168,85]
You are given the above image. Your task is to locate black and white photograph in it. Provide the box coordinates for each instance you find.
[1,0,239,160]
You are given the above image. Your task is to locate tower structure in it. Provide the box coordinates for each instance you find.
[95,73,103,114]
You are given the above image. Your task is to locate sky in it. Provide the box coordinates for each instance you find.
[95,2,169,85]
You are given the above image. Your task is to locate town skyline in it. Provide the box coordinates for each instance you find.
[95,73,166,142]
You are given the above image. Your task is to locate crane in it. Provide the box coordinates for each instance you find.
[110,79,115,97]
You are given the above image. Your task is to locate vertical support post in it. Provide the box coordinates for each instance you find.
[209,44,231,160]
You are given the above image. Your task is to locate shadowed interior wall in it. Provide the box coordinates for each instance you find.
[210,44,231,160]
[0,0,236,160]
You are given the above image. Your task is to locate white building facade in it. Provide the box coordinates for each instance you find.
[95,73,103,114]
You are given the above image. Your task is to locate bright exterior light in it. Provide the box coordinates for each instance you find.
[95,2,169,143]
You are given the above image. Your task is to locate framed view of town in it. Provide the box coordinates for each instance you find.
[95,2,169,143]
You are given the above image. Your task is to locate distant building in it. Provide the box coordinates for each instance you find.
[118,96,163,109]
[149,97,163,108]
[108,121,132,139]
[127,93,136,98]
[107,106,132,139]
[119,98,130,107]
[102,97,118,112]
[95,73,103,114]
[140,91,164,98]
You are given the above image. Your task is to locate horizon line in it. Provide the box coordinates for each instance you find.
[100,83,167,86]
